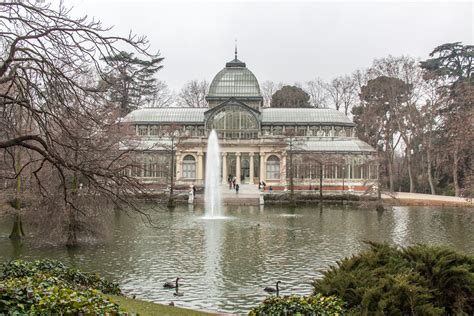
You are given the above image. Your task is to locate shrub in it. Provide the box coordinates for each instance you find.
[0,259,121,295]
[313,242,474,315]
[0,259,123,314]
[249,293,346,315]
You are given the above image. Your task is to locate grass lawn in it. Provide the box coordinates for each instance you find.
[108,295,214,316]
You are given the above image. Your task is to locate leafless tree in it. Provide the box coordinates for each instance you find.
[150,79,174,107]
[351,68,369,92]
[177,79,209,107]
[339,76,358,116]
[324,77,344,111]
[0,1,157,244]
[304,78,327,108]
[158,125,190,207]
[325,76,357,115]
[418,76,450,194]
[260,81,283,107]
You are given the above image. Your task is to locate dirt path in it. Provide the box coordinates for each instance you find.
[382,192,473,207]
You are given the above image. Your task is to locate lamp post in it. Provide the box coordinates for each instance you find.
[342,165,345,195]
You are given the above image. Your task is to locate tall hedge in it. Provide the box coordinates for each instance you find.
[313,242,474,315]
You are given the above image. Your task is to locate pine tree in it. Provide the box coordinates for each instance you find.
[103,51,164,115]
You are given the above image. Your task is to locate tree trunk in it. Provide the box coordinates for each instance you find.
[406,148,414,193]
[66,171,79,247]
[10,150,25,240]
[377,162,381,200]
[388,158,394,192]
[453,144,460,197]
[427,140,436,195]
[9,213,24,240]
[66,205,78,247]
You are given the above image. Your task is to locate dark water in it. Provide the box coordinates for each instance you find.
[0,205,473,314]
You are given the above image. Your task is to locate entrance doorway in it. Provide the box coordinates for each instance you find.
[223,152,259,185]
[241,158,250,183]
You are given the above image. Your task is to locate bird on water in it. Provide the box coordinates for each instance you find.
[264,280,281,296]
[163,277,180,289]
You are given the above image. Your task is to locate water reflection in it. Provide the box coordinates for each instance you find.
[0,206,473,314]
[392,207,409,245]
[202,219,224,306]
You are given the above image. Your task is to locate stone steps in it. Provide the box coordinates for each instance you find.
[193,184,261,205]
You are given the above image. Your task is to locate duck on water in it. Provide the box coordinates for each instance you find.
[163,277,180,289]
[264,281,281,296]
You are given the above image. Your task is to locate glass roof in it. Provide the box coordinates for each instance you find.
[125,107,355,126]
[124,108,206,123]
[262,108,354,125]
[298,139,375,153]
[208,63,261,98]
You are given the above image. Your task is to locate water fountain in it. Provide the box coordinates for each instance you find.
[204,130,223,218]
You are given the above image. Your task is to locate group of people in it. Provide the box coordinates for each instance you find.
[193,177,269,196]
[227,175,239,193]
[227,176,268,194]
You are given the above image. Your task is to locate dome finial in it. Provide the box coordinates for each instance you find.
[234,39,237,60]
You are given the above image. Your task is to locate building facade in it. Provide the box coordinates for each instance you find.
[125,55,377,192]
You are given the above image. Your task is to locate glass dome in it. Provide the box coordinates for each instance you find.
[207,58,261,98]
[207,105,259,139]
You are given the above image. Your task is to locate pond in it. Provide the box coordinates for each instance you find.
[0,205,473,314]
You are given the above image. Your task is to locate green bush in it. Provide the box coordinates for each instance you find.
[0,275,121,314]
[442,184,456,196]
[0,259,123,314]
[0,259,120,295]
[249,294,346,315]
[313,242,474,315]
[264,193,366,202]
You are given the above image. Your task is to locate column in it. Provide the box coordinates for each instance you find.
[249,153,255,184]
[175,152,182,181]
[222,152,228,183]
[260,152,265,181]
[280,153,287,184]
[197,152,204,184]
[235,152,241,183]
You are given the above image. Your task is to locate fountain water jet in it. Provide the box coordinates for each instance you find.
[204,130,223,218]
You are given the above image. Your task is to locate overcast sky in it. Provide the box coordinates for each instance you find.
[69,0,472,91]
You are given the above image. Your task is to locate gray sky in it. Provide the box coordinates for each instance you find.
[70,0,472,91]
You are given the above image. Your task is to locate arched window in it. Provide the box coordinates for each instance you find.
[266,155,280,180]
[182,155,196,179]
[207,105,259,139]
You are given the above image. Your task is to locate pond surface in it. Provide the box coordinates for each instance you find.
[0,205,473,314]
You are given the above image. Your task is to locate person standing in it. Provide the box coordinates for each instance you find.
[235,183,239,194]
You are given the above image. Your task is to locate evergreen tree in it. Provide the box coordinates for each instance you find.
[103,51,164,115]
[270,85,311,108]
[353,76,412,191]
[420,42,473,196]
